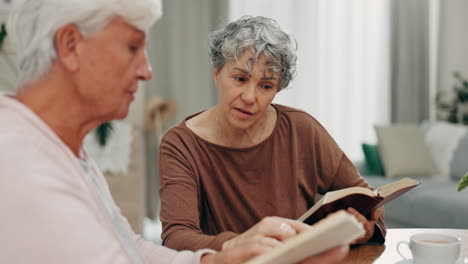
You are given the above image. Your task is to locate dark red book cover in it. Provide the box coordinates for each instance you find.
[303,194,384,225]
[302,182,420,225]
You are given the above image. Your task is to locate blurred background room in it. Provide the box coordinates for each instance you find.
[1,0,468,243]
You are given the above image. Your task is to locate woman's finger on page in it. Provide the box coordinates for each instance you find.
[282,218,311,233]
[255,217,298,241]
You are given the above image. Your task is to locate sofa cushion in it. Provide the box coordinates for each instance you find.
[421,121,468,181]
[364,175,468,228]
[452,135,468,180]
[375,124,438,178]
[361,143,385,175]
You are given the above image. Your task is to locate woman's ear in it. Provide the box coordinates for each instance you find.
[213,68,220,86]
[54,24,83,72]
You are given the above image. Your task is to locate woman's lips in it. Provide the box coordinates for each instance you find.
[126,91,136,101]
[235,107,253,115]
[234,107,254,119]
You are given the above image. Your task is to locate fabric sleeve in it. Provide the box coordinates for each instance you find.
[134,234,216,264]
[305,116,386,243]
[103,163,218,263]
[328,154,387,243]
[119,213,217,263]
[0,142,130,264]
[0,140,214,264]
[159,133,238,251]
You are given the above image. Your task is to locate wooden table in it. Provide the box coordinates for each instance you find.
[345,229,468,263]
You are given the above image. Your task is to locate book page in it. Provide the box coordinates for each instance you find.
[376,177,419,198]
[324,186,375,202]
[246,211,364,264]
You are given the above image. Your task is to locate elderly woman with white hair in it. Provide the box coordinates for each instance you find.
[0,1,349,264]
[159,16,386,253]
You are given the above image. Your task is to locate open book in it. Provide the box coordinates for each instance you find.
[298,177,420,225]
[245,210,365,264]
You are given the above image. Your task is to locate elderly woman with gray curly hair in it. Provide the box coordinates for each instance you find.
[0,1,349,263]
[159,15,387,254]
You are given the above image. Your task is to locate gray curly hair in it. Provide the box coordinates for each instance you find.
[208,16,297,91]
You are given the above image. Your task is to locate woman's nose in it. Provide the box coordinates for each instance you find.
[137,53,153,81]
[241,84,256,104]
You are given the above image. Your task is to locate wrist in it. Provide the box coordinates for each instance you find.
[201,252,223,264]
[200,253,215,264]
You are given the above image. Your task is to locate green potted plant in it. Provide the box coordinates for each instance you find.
[436,72,468,124]
[95,122,113,146]
[0,24,7,50]
[435,72,468,192]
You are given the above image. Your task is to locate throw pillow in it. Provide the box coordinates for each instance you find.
[375,124,438,178]
[451,134,468,180]
[361,143,385,175]
[421,121,468,180]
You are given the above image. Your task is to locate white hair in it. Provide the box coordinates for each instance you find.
[7,0,162,87]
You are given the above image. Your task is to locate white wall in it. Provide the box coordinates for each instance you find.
[437,0,468,93]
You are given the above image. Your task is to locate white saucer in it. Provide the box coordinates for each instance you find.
[395,259,464,264]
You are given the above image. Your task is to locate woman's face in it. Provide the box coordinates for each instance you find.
[75,17,152,120]
[214,51,280,130]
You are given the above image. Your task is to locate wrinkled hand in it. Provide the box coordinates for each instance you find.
[222,216,308,252]
[347,207,378,244]
[201,216,310,264]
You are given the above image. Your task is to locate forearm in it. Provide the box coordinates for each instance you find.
[135,236,215,264]
[163,228,238,251]
[330,155,386,243]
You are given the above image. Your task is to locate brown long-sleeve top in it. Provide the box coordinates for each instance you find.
[159,104,386,251]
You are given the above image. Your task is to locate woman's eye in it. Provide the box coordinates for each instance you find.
[129,45,140,53]
[234,76,246,82]
[262,84,273,89]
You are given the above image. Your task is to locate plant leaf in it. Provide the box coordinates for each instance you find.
[95,122,113,147]
[457,173,468,192]
[0,23,7,50]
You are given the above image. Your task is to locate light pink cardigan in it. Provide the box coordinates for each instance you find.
[0,95,214,264]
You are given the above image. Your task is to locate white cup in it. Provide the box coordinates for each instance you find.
[397,233,461,264]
